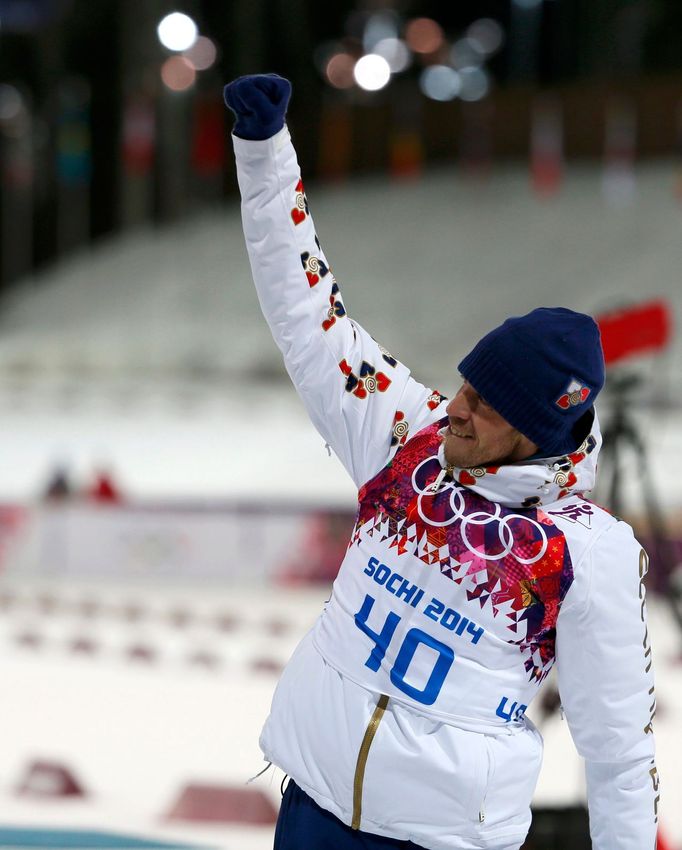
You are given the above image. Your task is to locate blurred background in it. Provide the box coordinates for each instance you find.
[0,0,681,847]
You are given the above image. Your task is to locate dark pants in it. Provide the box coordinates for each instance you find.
[274,780,427,850]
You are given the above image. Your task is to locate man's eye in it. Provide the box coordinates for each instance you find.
[478,394,491,408]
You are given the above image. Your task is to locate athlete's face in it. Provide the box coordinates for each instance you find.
[442,381,538,469]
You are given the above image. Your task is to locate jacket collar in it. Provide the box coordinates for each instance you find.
[435,412,602,510]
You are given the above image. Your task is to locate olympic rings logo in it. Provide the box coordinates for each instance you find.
[411,457,548,565]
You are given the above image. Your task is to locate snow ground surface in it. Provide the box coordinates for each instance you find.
[0,581,679,849]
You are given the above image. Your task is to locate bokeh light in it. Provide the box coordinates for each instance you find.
[325,52,356,89]
[458,66,490,102]
[404,18,444,55]
[0,84,23,122]
[183,36,217,71]
[353,54,391,92]
[363,11,400,52]
[419,66,461,102]
[450,38,484,71]
[0,83,29,139]
[157,12,198,52]
[466,18,505,56]
[373,38,411,74]
[513,0,543,8]
[160,56,196,92]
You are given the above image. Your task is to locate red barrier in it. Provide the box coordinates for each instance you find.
[17,760,86,798]
[250,657,284,676]
[125,643,158,663]
[166,784,278,824]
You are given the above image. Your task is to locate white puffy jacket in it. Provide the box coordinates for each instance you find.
[233,127,659,850]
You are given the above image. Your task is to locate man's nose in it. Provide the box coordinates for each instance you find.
[447,390,471,421]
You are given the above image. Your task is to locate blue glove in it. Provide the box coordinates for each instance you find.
[223,74,292,141]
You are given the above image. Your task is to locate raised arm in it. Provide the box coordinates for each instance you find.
[225,75,444,488]
[556,520,659,849]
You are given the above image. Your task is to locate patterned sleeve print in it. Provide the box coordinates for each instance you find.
[234,129,445,486]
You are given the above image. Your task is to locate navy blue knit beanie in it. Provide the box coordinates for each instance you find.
[458,307,605,457]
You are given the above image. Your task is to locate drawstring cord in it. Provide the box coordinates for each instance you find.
[247,761,273,784]
[247,762,290,799]
[430,465,453,492]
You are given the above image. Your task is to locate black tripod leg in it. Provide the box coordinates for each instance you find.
[633,433,682,641]
[596,430,622,517]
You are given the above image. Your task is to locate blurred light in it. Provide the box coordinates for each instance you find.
[405,18,444,55]
[161,56,196,92]
[450,37,484,70]
[0,84,23,122]
[373,38,411,73]
[458,67,490,102]
[419,66,460,102]
[363,11,400,51]
[157,12,198,52]
[0,83,30,139]
[466,18,505,56]
[325,52,356,89]
[513,0,543,8]
[353,54,391,92]
[183,36,217,71]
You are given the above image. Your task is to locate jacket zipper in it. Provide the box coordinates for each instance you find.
[478,736,493,825]
[351,694,389,830]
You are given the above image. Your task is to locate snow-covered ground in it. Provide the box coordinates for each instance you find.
[0,580,679,849]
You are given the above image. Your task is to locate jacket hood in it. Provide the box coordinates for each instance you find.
[436,410,602,510]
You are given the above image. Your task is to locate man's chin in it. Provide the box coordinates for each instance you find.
[444,446,484,469]
[444,442,503,469]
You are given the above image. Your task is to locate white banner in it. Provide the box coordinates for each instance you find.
[3,503,355,584]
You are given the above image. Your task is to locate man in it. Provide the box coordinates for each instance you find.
[224,74,659,850]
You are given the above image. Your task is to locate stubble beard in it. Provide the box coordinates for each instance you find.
[442,428,524,469]
[442,431,485,469]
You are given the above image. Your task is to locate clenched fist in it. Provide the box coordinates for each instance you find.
[223,74,292,141]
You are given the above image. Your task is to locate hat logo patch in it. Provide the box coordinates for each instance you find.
[556,379,591,410]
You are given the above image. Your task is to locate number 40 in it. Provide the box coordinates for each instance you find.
[354,594,454,706]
